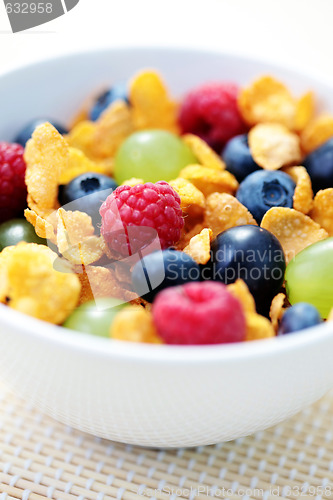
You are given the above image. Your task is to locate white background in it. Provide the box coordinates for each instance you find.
[0,0,333,80]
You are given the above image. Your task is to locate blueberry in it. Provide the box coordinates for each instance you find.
[303,138,333,193]
[210,225,286,313]
[90,83,129,121]
[236,170,296,223]
[278,303,322,335]
[132,249,201,302]
[15,119,68,146]
[222,134,261,182]
[58,173,118,226]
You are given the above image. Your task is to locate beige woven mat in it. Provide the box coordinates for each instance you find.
[0,381,333,500]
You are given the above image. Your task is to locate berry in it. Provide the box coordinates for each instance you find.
[90,83,129,121]
[210,225,286,313]
[303,138,333,193]
[114,130,196,184]
[178,82,246,152]
[132,249,201,302]
[278,303,322,335]
[100,181,184,257]
[236,170,296,223]
[0,219,46,251]
[0,142,27,223]
[152,282,246,345]
[222,134,261,182]
[285,237,333,319]
[58,173,118,226]
[63,298,125,338]
[15,119,68,146]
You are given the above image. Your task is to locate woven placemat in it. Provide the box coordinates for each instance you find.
[0,381,333,500]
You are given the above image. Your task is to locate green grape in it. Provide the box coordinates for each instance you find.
[63,297,125,338]
[285,238,333,319]
[0,219,47,251]
[114,129,197,184]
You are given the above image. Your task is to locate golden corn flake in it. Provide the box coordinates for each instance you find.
[245,313,275,341]
[66,120,95,158]
[25,122,69,214]
[169,178,205,218]
[77,265,124,305]
[294,91,314,132]
[249,123,302,170]
[183,228,212,265]
[261,207,328,263]
[228,279,256,314]
[238,75,297,129]
[59,147,112,184]
[283,166,313,214]
[92,100,134,159]
[0,242,80,324]
[301,114,333,154]
[310,188,333,236]
[57,208,104,265]
[182,134,226,171]
[205,192,257,238]
[270,292,286,332]
[175,222,207,251]
[111,305,162,343]
[179,165,238,197]
[129,70,178,133]
[24,209,56,241]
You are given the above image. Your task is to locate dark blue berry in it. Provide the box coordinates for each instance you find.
[303,138,333,193]
[15,119,68,146]
[222,134,261,182]
[278,303,322,335]
[58,173,118,226]
[132,249,201,302]
[210,225,285,313]
[236,170,296,223]
[90,83,129,121]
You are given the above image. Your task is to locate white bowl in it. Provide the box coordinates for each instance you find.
[0,47,333,448]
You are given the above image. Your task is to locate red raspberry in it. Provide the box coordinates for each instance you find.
[100,181,184,257]
[0,142,27,223]
[152,282,246,345]
[178,82,246,152]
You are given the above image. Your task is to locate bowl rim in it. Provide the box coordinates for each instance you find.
[1,45,333,364]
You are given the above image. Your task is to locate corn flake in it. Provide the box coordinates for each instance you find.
[66,120,95,158]
[283,166,313,214]
[301,114,333,154]
[24,209,56,241]
[182,134,226,171]
[0,242,80,324]
[130,70,178,133]
[238,75,297,129]
[59,147,112,184]
[327,308,333,321]
[179,165,238,197]
[25,123,69,214]
[121,178,144,187]
[111,305,162,343]
[228,279,256,314]
[183,228,212,265]
[294,91,314,132]
[270,292,286,332]
[57,208,104,265]
[169,178,205,218]
[245,313,275,341]
[249,123,302,170]
[76,265,124,305]
[92,100,134,158]
[310,188,333,236]
[261,207,328,263]
[205,192,257,238]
